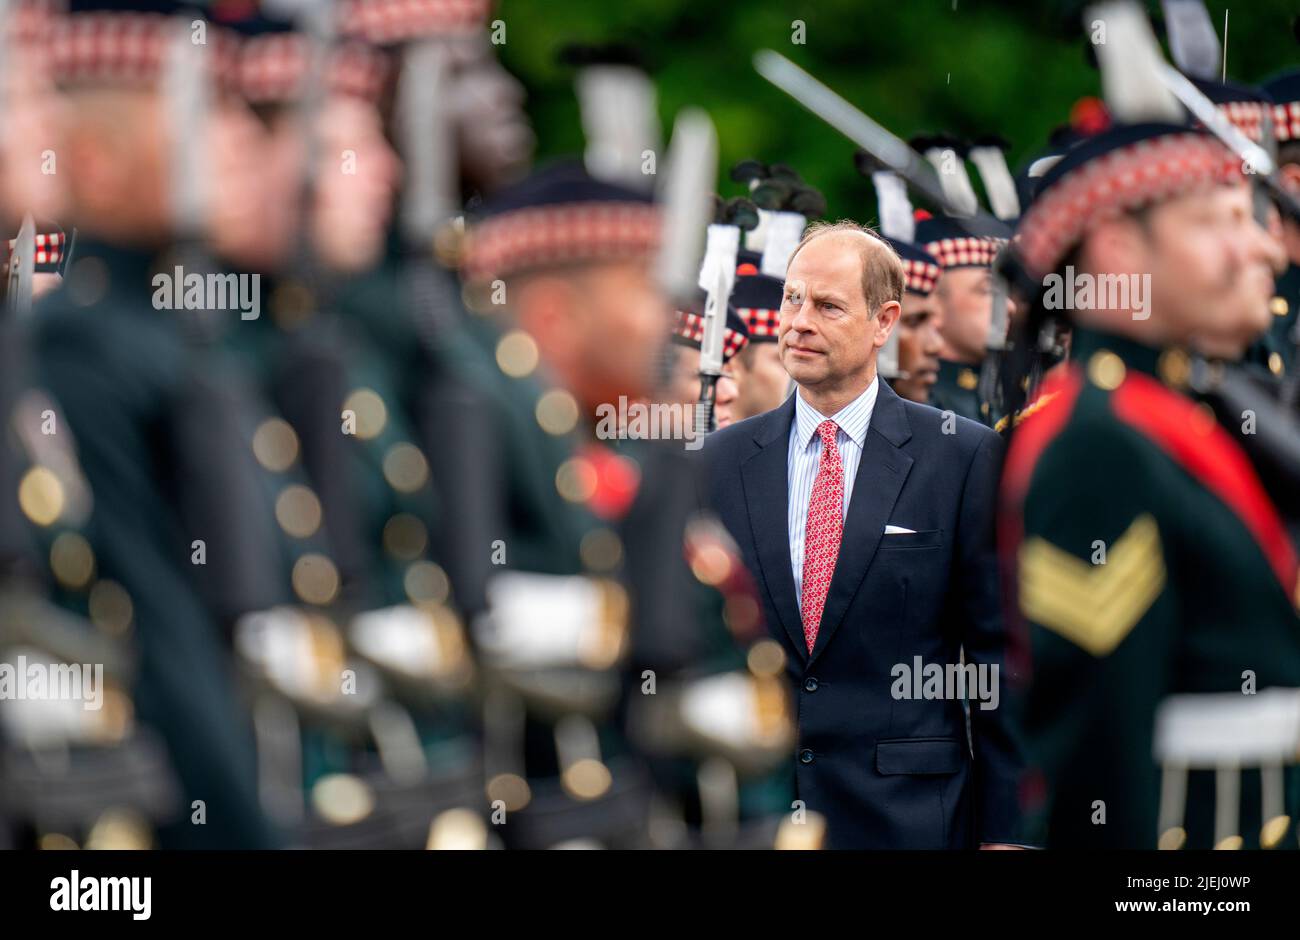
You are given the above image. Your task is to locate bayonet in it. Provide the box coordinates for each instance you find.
[164,17,211,248]
[398,40,456,254]
[575,61,661,188]
[753,50,1004,234]
[693,257,733,441]
[655,108,716,305]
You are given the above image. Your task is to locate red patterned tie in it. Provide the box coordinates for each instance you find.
[801,420,844,653]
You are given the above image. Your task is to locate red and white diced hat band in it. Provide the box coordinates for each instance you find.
[1015,123,1241,282]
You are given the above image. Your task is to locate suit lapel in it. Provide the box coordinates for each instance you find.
[739,395,806,659]
[809,381,913,665]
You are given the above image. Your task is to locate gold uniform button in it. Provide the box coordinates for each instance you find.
[556,457,597,503]
[292,553,340,606]
[343,388,387,440]
[88,579,134,636]
[495,329,538,378]
[382,513,428,561]
[1268,352,1285,376]
[747,639,787,678]
[50,531,95,589]
[958,368,978,391]
[1157,348,1191,389]
[275,484,323,538]
[1270,296,1289,317]
[18,465,65,526]
[535,388,580,436]
[270,280,316,330]
[579,527,623,572]
[404,560,451,605]
[1087,350,1126,391]
[252,418,300,472]
[382,442,430,493]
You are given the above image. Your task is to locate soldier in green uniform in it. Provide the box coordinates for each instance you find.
[661,295,750,430]
[2,158,181,847]
[915,210,1009,426]
[1184,76,1295,383]
[1001,118,1300,849]
[457,160,800,848]
[330,0,535,620]
[204,4,493,849]
[23,0,278,848]
[1262,69,1300,376]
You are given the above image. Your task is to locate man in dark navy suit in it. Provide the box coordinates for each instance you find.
[701,221,1027,849]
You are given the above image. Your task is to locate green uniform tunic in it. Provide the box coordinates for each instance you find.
[31,239,278,848]
[1002,327,1300,849]
[931,358,989,426]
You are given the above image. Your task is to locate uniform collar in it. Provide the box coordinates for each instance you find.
[937,358,981,392]
[66,237,173,300]
[1070,327,1164,380]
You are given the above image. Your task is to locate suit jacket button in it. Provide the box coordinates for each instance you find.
[803,677,819,692]
[799,748,815,764]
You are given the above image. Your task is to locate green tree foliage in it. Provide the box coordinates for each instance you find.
[495,0,1299,220]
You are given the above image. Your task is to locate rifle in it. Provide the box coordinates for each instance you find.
[756,51,1013,414]
[695,244,735,441]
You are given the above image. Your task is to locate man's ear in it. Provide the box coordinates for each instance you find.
[873,300,902,348]
[1084,214,1149,275]
[516,274,576,361]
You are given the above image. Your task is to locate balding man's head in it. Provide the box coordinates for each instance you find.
[780,220,904,414]
[787,221,905,316]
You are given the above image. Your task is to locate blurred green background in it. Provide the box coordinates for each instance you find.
[494,0,1299,218]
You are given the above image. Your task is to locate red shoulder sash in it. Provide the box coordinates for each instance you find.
[1110,373,1297,595]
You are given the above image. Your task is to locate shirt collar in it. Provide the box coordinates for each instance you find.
[794,375,878,450]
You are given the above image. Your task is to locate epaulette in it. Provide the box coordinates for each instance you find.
[994,390,1061,434]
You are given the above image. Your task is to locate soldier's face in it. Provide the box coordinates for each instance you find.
[780,234,895,394]
[731,342,789,419]
[312,96,402,273]
[664,344,739,429]
[571,259,672,406]
[1,44,67,223]
[1142,182,1282,359]
[892,292,944,404]
[933,267,992,363]
[60,89,169,242]
[1281,162,1300,266]
[207,99,287,269]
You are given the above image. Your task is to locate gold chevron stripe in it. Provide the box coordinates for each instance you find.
[1019,513,1166,656]
[1020,518,1161,602]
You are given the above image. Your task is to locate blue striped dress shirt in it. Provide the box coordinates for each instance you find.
[787,376,879,607]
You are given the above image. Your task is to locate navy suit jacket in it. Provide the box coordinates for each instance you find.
[700,380,1026,848]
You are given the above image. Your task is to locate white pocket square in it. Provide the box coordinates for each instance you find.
[883,525,916,535]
